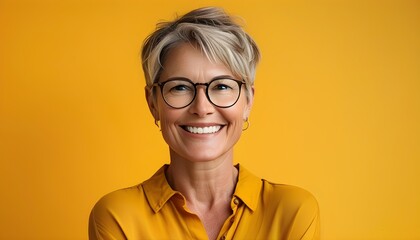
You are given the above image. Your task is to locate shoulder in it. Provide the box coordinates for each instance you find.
[89,184,148,239]
[90,184,147,216]
[236,164,319,214]
[262,180,317,203]
[259,180,320,224]
[261,180,319,211]
[90,165,171,226]
[259,181,320,239]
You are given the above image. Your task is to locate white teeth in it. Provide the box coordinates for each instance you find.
[185,126,221,134]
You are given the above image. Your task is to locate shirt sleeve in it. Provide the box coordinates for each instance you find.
[290,191,321,240]
[300,203,320,240]
[88,197,127,240]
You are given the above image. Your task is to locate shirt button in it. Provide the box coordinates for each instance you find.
[233,198,239,205]
[221,235,226,240]
[230,217,235,223]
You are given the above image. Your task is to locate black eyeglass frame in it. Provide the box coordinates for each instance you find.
[151,77,246,109]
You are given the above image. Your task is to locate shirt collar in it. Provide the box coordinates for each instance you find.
[142,164,262,213]
[142,165,177,213]
[233,164,262,212]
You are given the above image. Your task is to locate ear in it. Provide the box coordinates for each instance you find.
[243,85,254,120]
[145,86,159,121]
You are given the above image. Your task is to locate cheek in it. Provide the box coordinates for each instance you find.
[234,99,251,121]
[159,109,180,125]
[224,105,248,127]
[156,100,179,125]
[158,108,182,145]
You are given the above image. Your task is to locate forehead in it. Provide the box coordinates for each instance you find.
[159,43,236,82]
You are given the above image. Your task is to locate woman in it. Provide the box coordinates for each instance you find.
[89,7,320,240]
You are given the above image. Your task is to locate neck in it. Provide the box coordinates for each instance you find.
[166,149,238,208]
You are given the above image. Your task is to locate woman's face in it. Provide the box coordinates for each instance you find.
[147,43,253,163]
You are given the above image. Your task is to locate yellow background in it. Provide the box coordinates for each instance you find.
[1,0,419,239]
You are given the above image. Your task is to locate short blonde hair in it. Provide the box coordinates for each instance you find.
[141,7,260,97]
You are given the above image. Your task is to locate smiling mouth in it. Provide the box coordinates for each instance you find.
[182,125,222,134]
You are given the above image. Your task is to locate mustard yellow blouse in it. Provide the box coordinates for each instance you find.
[89,165,320,240]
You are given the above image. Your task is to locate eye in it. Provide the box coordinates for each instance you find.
[210,79,238,92]
[213,83,232,91]
[164,81,194,95]
[172,84,191,92]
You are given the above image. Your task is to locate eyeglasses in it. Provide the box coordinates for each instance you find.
[152,78,246,109]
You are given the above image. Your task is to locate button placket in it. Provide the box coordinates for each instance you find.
[230,197,240,224]
[219,196,240,240]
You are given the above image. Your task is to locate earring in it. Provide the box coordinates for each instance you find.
[154,119,161,131]
[242,118,250,131]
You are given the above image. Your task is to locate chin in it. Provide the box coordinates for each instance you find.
[170,147,233,164]
[184,152,224,163]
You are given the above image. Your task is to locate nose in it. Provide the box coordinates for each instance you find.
[188,87,215,117]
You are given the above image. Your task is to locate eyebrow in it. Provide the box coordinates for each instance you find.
[161,75,237,82]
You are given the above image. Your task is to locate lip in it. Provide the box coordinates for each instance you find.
[180,122,225,134]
